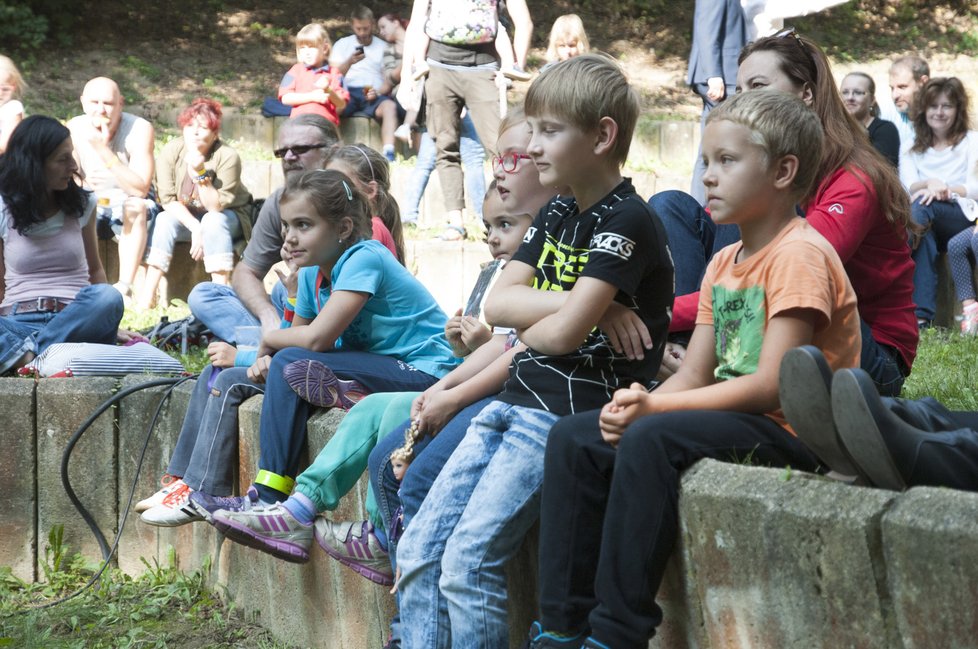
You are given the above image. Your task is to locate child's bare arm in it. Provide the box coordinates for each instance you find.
[637,310,816,414]
[427,334,509,393]
[483,260,573,329]
[260,290,369,354]
[517,276,621,356]
[600,312,816,444]
[415,344,523,436]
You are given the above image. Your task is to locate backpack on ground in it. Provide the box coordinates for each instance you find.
[142,315,211,356]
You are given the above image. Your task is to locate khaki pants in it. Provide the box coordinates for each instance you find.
[425,65,499,212]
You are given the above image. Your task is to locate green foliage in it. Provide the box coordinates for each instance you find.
[902,327,978,411]
[0,529,292,648]
[249,22,290,39]
[0,2,48,53]
[0,0,77,54]
[121,55,162,82]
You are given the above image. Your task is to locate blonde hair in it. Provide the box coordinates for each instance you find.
[707,89,824,200]
[498,105,526,136]
[545,14,590,62]
[296,23,331,56]
[524,53,638,166]
[0,55,26,98]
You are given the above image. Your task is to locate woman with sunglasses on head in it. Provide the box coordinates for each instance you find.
[652,29,917,399]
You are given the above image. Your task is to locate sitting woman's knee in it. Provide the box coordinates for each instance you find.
[81,283,125,319]
[122,198,148,227]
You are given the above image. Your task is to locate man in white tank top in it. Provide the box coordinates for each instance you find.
[68,77,156,301]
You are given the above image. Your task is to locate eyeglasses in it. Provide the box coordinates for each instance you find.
[274,143,329,158]
[491,153,532,173]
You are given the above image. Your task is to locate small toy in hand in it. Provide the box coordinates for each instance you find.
[390,419,423,481]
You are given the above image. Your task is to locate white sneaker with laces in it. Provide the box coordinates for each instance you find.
[140,482,202,527]
[135,476,184,513]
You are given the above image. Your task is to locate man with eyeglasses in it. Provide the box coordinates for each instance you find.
[188,114,340,343]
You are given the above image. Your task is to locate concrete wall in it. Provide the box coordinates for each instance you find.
[3,376,978,648]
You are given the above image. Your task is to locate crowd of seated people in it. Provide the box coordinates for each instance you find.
[6,9,978,649]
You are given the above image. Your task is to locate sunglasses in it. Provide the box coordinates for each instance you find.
[274,143,329,158]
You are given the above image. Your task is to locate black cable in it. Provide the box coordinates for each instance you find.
[4,374,196,614]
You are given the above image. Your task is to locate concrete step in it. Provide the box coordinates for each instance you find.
[5,376,978,648]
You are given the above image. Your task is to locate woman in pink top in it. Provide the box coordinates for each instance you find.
[0,116,123,373]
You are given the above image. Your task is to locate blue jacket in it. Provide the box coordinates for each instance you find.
[687,0,747,87]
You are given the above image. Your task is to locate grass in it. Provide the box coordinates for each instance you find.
[901,326,978,410]
[121,300,210,374]
[0,527,293,649]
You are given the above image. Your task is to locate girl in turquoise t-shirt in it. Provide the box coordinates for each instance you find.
[228,169,456,504]
[142,169,457,527]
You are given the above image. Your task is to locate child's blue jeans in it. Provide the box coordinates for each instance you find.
[396,400,559,649]
[167,366,263,495]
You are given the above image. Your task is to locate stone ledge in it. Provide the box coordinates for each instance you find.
[5,379,978,648]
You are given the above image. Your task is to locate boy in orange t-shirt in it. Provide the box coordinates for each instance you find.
[526,89,861,649]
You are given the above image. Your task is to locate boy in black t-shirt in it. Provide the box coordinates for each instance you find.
[395,53,675,648]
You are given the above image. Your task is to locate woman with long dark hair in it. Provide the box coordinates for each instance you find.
[0,115,123,373]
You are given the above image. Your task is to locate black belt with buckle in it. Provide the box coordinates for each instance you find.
[0,297,71,316]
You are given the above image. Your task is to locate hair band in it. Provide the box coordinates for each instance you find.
[352,145,376,182]
[341,179,353,201]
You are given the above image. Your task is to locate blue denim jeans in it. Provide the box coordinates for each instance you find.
[0,284,123,373]
[648,189,740,296]
[860,319,906,397]
[367,396,494,648]
[370,397,494,544]
[402,114,486,223]
[396,400,559,648]
[253,347,439,502]
[167,365,263,494]
[188,281,288,343]
[909,198,971,321]
[146,208,242,273]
